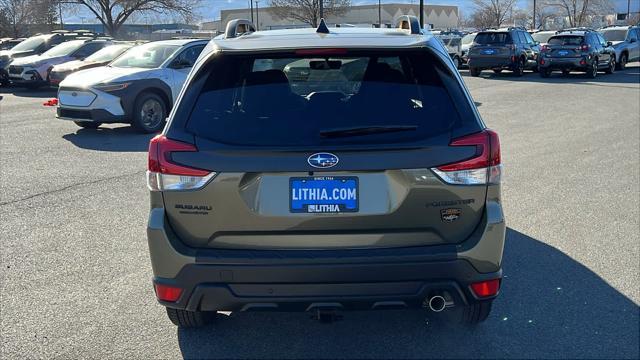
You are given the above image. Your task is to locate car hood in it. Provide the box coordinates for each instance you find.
[53,59,88,72]
[611,41,625,47]
[11,54,70,66]
[0,49,35,60]
[59,66,159,88]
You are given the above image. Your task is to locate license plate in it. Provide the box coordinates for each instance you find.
[558,50,569,56]
[482,49,495,55]
[290,176,358,213]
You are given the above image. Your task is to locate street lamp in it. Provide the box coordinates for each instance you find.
[419,0,423,28]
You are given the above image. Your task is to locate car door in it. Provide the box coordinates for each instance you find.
[167,44,205,100]
[597,33,613,66]
[628,29,640,61]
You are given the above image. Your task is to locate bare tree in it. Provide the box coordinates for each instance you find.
[0,0,31,36]
[544,0,613,27]
[472,0,518,27]
[66,0,200,36]
[269,0,351,28]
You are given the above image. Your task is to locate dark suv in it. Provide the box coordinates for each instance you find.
[539,29,616,78]
[146,18,505,328]
[467,27,540,76]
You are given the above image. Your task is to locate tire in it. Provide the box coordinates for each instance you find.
[605,57,615,74]
[166,308,215,328]
[461,300,493,325]
[470,67,481,77]
[74,121,100,129]
[617,53,627,70]
[131,92,167,133]
[454,56,463,69]
[513,57,525,77]
[586,59,598,79]
[492,69,503,74]
[540,68,551,78]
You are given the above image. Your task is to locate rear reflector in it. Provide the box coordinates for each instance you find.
[470,279,501,298]
[431,129,502,185]
[154,283,183,302]
[147,135,216,191]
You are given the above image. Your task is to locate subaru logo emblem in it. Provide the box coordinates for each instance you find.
[307,152,339,168]
[71,92,78,97]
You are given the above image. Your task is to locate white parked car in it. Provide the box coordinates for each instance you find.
[56,39,207,132]
[8,39,111,88]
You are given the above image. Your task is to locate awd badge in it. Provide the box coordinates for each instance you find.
[441,208,461,222]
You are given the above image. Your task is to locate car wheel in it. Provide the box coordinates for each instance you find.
[454,56,463,69]
[460,300,493,325]
[605,57,615,74]
[166,308,215,328]
[74,121,100,129]
[0,73,9,86]
[586,59,598,79]
[513,58,525,77]
[540,68,551,78]
[492,69,502,74]
[470,67,481,77]
[617,53,627,70]
[131,92,167,133]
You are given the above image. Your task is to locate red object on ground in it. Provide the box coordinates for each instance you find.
[43,98,58,106]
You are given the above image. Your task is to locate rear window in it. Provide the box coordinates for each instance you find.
[474,32,512,45]
[548,35,584,45]
[532,32,554,43]
[184,50,479,147]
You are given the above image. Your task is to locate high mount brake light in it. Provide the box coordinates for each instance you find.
[295,48,348,55]
[146,135,216,191]
[431,129,502,185]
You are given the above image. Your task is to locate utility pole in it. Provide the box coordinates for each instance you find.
[58,2,64,30]
[378,0,381,27]
[419,0,424,28]
[628,0,631,21]
[533,0,536,30]
[255,1,259,30]
[250,0,254,23]
[319,0,324,20]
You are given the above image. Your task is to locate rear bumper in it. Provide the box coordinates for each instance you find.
[147,195,505,312]
[539,57,588,71]
[467,56,514,69]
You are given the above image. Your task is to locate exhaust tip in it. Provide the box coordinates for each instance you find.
[428,295,446,312]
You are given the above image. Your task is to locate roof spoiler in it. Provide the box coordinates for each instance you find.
[395,15,421,35]
[225,19,256,39]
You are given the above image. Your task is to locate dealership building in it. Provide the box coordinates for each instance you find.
[202,3,459,32]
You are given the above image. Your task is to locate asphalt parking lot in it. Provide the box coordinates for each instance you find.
[1,65,639,359]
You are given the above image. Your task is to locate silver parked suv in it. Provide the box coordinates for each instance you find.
[146,17,506,328]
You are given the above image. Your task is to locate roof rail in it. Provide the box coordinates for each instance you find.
[395,15,421,34]
[224,19,256,39]
[558,27,595,33]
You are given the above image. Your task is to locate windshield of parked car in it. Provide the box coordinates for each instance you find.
[548,35,584,45]
[474,32,512,45]
[41,40,85,57]
[85,44,131,62]
[461,33,476,45]
[10,35,46,52]
[185,51,479,147]
[110,43,179,68]
[532,32,554,43]
[600,29,627,42]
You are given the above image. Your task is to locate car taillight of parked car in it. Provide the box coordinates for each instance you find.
[146,135,217,191]
[580,44,590,52]
[431,129,501,185]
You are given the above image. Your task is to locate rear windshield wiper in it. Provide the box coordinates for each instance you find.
[320,125,418,138]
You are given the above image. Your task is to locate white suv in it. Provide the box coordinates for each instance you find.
[56,39,207,133]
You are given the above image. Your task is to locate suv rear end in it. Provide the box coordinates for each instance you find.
[146,22,505,327]
[539,30,615,78]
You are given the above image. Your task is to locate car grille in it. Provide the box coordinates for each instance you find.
[59,108,92,120]
[9,66,23,74]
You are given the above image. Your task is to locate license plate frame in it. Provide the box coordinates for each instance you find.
[289,176,359,213]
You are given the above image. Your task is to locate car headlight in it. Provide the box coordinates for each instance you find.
[93,82,131,92]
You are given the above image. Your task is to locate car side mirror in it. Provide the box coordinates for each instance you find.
[170,59,191,69]
[607,41,613,47]
[630,38,637,43]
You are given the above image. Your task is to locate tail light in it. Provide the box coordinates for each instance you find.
[541,44,550,52]
[580,43,590,52]
[146,135,216,191]
[470,279,501,298]
[154,283,183,302]
[431,129,502,185]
